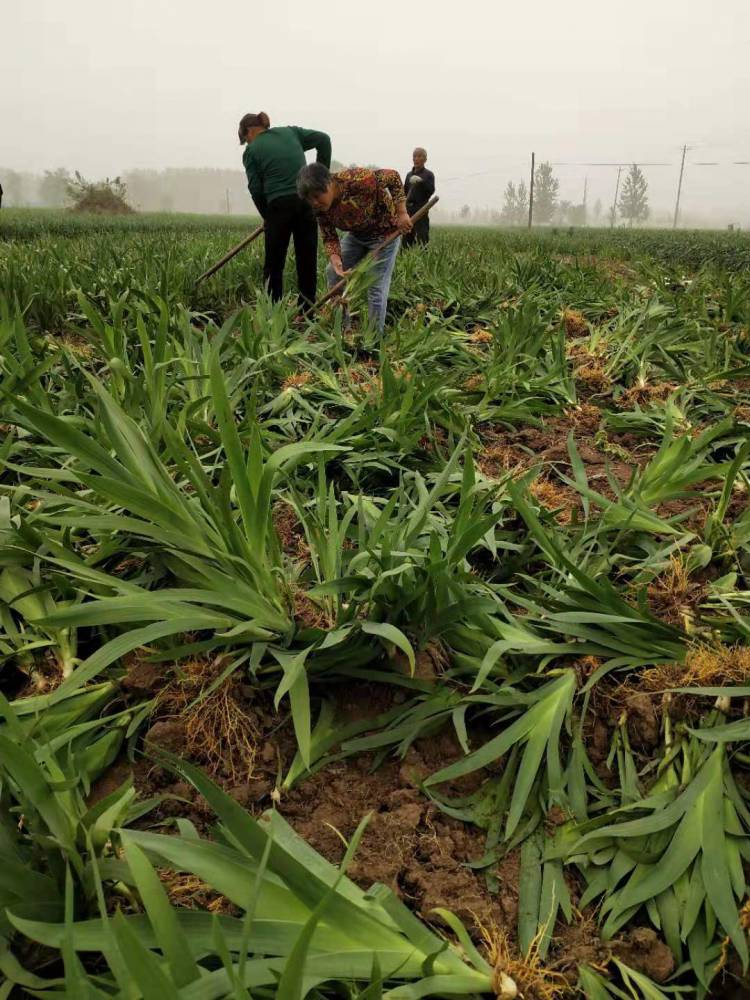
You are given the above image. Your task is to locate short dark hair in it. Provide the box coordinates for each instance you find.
[297,162,332,200]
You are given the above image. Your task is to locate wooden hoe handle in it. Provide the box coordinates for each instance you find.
[313,195,440,311]
[195,223,265,286]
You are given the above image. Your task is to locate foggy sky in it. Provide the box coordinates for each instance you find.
[4,0,750,223]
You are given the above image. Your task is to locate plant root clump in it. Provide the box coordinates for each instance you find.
[561,308,588,338]
[644,555,707,629]
[574,361,612,395]
[572,655,605,685]
[480,920,569,999]
[565,341,602,364]
[153,658,261,784]
[616,380,678,408]
[17,653,64,697]
[563,403,602,433]
[469,328,494,344]
[354,375,383,397]
[281,371,313,391]
[530,477,580,524]
[273,502,309,560]
[50,334,96,359]
[641,643,750,690]
[479,444,528,478]
[292,587,333,630]
[157,868,239,915]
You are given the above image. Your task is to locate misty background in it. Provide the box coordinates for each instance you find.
[2,0,749,227]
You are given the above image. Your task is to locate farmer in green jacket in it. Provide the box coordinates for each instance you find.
[239,112,331,310]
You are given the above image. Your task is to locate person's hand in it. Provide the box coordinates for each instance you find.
[330,255,350,279]
[396,210,413,235]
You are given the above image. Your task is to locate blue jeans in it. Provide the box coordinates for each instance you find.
[326,232,401,334]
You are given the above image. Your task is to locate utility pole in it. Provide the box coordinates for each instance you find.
[673,144,687,229]
[610,166,622,228]
[225,188,231,215]
[528,151,535,228]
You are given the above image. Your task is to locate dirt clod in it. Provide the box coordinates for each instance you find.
[612,926,675,982]
[278,750,504,935]
[624,692,661,749]
[145,719,188,754]
[121,659,166,697]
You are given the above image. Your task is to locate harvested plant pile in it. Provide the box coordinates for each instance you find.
[1,211,750,998]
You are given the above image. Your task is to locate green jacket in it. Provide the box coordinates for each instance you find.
[242,126,331,216]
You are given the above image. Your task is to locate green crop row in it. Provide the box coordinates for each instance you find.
[0,212,749,997]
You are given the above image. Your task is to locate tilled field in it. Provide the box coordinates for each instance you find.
[1,210,750,998]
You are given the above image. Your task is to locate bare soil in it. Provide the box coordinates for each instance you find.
[89,663,694,993]
[477,407,652,517]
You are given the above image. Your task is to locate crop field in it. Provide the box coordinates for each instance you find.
[1,208,750,999]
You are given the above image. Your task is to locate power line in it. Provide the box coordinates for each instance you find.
[439,157,750,185]
[439,164,531,183]
[551,161,673,167]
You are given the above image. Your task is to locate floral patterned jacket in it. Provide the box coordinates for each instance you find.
[317,167,407,257]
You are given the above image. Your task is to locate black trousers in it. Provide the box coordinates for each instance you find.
[403,215,429,248]
[263,195,318,307]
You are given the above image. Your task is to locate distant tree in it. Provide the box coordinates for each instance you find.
[517,181,528,222]
[500,182,520,225]
[556,200,572,224]
[618,164,649,227]
[1,170,26,206]
[122,169,163,211]
[66,172,134,214]
[501,181,517,222]
[500,180,528,225]
[124,167,254,215]
[533,162,559,224]
[568,202,587,226]
[460,204,471,220]
[39,168,72,207]
[593,198,602,223]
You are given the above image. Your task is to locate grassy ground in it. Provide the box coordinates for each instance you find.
[1,209,749,998]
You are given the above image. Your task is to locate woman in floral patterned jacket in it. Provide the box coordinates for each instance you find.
[297,163,412,334]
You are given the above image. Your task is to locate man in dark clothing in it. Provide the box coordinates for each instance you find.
[403,148,435,247]
[0,181,3,209]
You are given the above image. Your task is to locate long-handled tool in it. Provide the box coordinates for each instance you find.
[194,223,265,287]
[312,195,439,311]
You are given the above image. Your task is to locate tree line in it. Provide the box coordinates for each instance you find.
[0,167,257,215]
[2,161,651,227]
[0,160,356,216]
[495,161,649,227]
